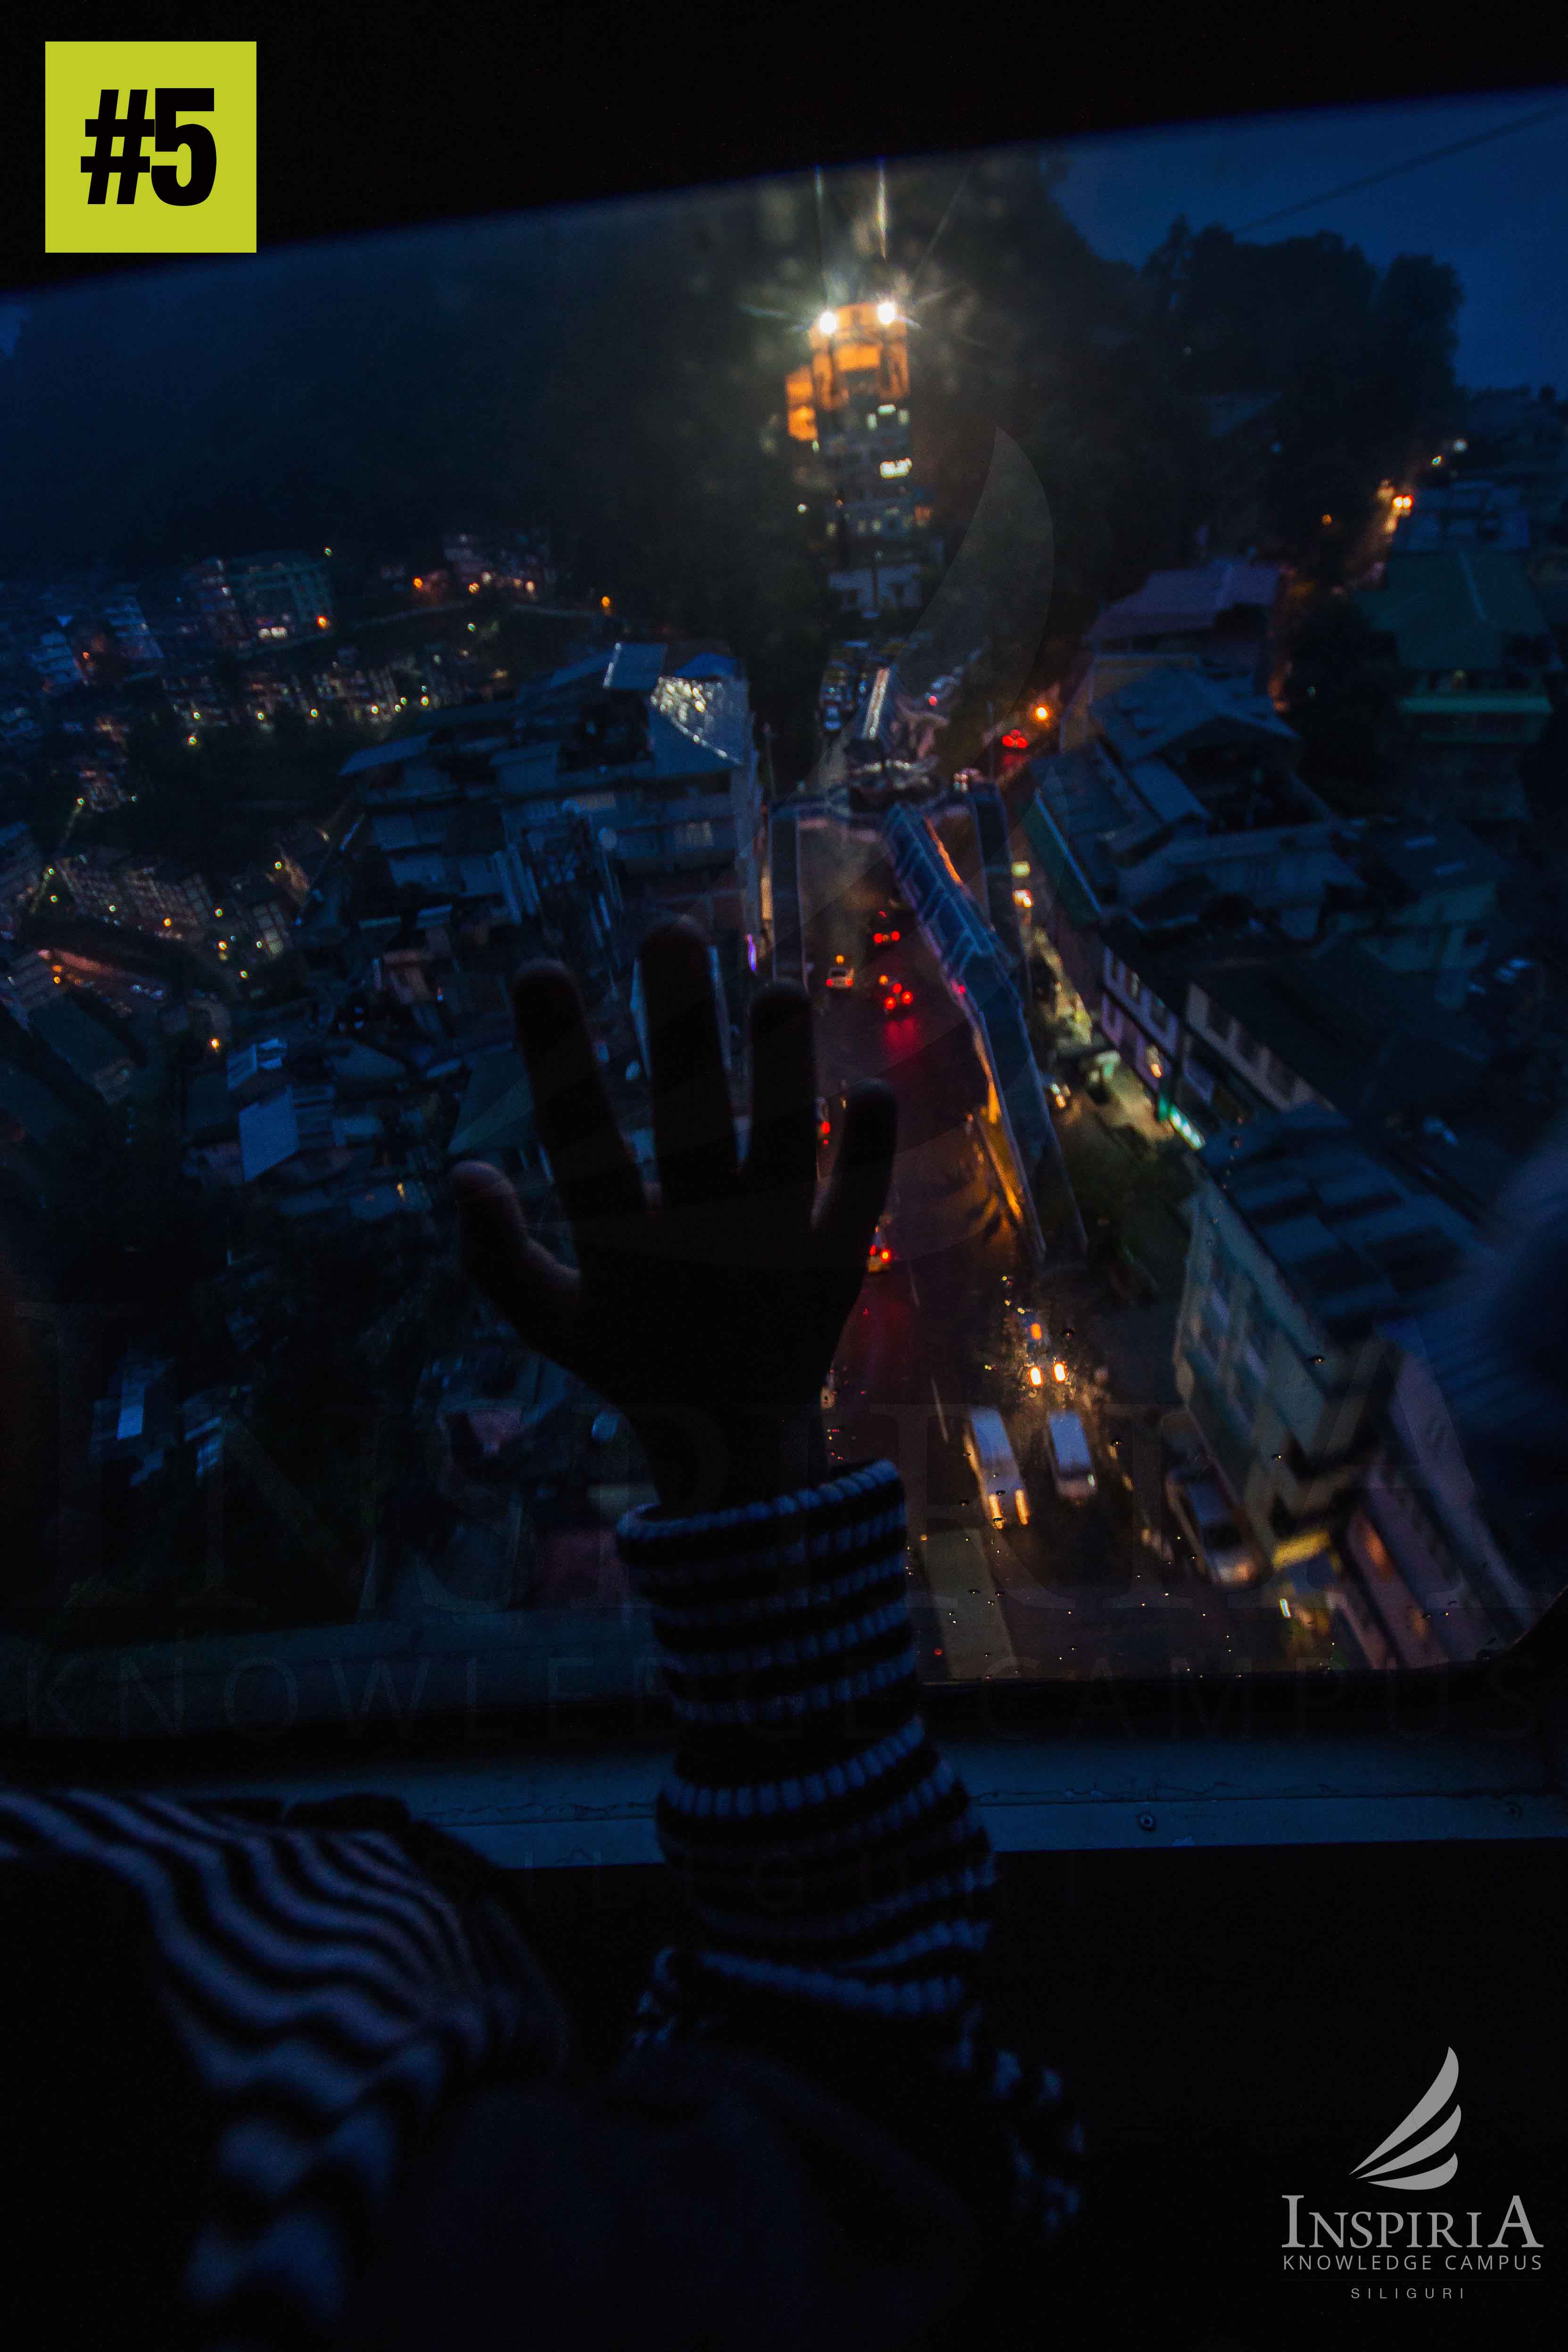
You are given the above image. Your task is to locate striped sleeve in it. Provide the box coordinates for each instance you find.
[615,1458,1085,2239]
[0,1790,550,2352]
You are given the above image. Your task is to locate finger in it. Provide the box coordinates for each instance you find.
[511,963,644,1232]
[813,1081,897,1273]
[641,918,739,1213]
[452,1160,580,1360]
[743,982,818,1235]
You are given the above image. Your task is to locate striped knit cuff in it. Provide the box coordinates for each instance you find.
[615,1458,918,1732]
[618,1461,994,2026]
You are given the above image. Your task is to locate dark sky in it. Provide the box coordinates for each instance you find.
[1048,88,1568,394]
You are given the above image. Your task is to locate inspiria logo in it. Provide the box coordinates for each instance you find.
[1281,2051,1544,2297]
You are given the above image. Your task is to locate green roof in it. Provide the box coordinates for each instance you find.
[1353,549,1553,671]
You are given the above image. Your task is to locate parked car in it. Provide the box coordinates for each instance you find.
[962,1406,1029,1527]
[1165,1467,1261,1586]
[1045,1410,1096,1503]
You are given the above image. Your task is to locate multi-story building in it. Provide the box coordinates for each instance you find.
[229,551,333,642]
[56,846,217,942]
[1351,547,1559,846]
[1174,1106,1473,1577]
[180,560,252,653]
[441,528,556,602]
[1452,385,1568,543]
[0,941,55,1028]
[1340,1326,1542,1669]
[337,639,765,1027]
[228,874,296,962]
[1058,559,1287,750]
[101,588,164,668]
[784,300,941,620]
[1388,477,1529,555]
[30,627,87,695]
[0,821,44,929]
[1023,663,1343,1013]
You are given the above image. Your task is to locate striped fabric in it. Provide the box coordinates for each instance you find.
[0,1459,1083,2345]
[617,1458,1085,2236]
[0,1790,545,2352]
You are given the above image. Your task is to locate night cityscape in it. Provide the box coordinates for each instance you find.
[0,120,1565,1706]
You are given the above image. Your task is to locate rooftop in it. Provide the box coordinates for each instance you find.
[1197,938,1492,1121]
[1089,558,1282,649]
[1352,549,1557,672]
[1201,1106,1474,1343]
[1347,815,1508,903]
[1091,664,1297,773]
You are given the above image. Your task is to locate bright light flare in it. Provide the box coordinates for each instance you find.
[1052,1361,1067,1384]
[1028,1366,1044,1388]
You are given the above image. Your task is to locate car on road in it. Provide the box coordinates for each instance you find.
[823,954,855,991]
[866,1216,894,1273]
[1083,1066,1111,1104]
[878,974,915,1015]
[1045,1410,1096,1503]
[1165,1467,1261,1586]
[1044,1074,1071,1111]
[962,1406,1030,1527]
[816,1096,832,1147]
[867,908,908,949]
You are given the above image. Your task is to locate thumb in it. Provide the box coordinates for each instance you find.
[451,1160,578,1360]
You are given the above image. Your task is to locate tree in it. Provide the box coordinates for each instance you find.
[1281,594,1410,815]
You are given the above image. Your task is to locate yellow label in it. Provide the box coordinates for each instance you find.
[44,43,256,254]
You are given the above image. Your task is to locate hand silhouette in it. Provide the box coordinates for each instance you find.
[453,918,896,1512]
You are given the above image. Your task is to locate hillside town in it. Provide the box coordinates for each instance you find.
[2,215,1566,1695]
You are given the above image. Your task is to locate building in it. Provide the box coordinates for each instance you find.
[180,560,252,654]
[1059,559,1287,749]
[1388,477,1530,555]
[1023,663,1342,1011]
[101,588,164,668]
[1340,1327,1542,1669]
[338,640,765,1021]
[0,942,55,1028]
[1352,547,1559,845]
[228,874,296,962]
[784,300,941,619]
[28,994,139,1106]
[1453,385,1568,543]
[0,821,43,929]
[229,551,333,642]
[1172,941,1492,1143]
[56,846,217,942]
[1174,1106,1473,1579]
[30,627,86,695]
[441,528,556,601]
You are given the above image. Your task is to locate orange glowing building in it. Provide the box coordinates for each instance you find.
[784,301,939,621]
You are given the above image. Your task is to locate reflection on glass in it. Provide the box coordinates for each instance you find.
[0,96,1565,1738]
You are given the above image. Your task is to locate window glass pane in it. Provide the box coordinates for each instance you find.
[2,95,1565,1746]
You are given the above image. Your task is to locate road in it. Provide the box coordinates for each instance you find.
[799,816,1301,1684]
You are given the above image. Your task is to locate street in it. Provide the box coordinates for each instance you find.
[799,815,1304,1684]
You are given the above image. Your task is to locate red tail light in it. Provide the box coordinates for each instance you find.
[891,929,900,941]
[901,989,912,1004]
[880,1247,891,1261]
